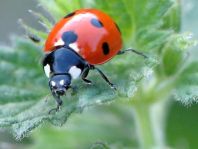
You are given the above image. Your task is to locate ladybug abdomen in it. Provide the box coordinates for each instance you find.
[44,9,122,65]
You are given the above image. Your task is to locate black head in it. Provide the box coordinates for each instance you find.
[49,74,71,96]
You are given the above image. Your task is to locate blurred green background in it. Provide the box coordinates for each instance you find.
[0,0,39,43]
[0,0,197,149]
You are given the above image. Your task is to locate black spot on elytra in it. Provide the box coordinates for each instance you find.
[102,42,110,55]
[62,31,78,45]
[91,18,103,28]
[115,23,121,33]
[64,12,75,18]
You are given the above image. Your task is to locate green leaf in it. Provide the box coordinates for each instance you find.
[174,61,198,104]
[38,0,83,20]
[0,37,142,139]
[161,0,181,32]
[166,101,198,149]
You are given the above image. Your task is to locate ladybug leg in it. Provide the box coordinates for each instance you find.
[117,48,148,58]
[81,67,92,85]
[68,85,78,95]
[90,66,117,90]
[48,92,63,114]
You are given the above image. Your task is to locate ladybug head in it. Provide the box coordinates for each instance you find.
[49,74,71,96]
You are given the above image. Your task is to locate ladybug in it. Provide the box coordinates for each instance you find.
[42,9,144,113]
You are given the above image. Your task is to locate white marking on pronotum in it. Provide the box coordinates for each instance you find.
[59,80,65,86]
[54,38,65,46]
[69,43,80,53]
[51,81,56,87]
[44,64,51,78]
[69,66,81,79]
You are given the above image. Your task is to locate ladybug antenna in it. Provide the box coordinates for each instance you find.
[48,93,62,114]
[28,33,41,43]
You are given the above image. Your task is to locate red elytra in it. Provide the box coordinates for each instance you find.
[44,9,122,65]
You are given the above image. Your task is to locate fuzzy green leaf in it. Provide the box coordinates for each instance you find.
[0,36,149,139]
[174,61,198,104]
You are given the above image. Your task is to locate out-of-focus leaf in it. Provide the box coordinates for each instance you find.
[162,0,181,32]
[160,32,197,76]
[166,101,198,149]
[173,61,198,104]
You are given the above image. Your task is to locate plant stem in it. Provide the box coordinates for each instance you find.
[133,104,155,149]
[133,100,168,149]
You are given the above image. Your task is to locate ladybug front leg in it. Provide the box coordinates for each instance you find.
[81,67,92,85]
[117,48,148,58]
[48,92,63,114]
[90,66,116,90]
